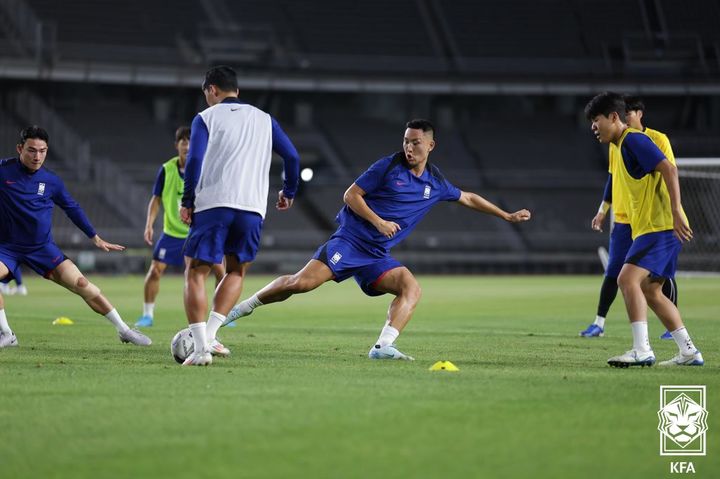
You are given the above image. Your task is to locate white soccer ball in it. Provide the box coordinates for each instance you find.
[170,328,194,364]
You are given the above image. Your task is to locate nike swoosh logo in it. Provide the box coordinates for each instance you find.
[230,108,241,111]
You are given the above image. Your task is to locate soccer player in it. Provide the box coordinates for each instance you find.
[135,126,225,327]
[0,266,27,296]
[180,66,300,366]
[220,119,532,360]
[581,96,677,340]
[0,126,152,348]
[584,92,703,367]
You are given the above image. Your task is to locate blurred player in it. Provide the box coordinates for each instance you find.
[581,96,676,340]
[222,119,531,360]
[135,126,225,327]
[180,66,300,366]
[0,126,152,348]
[0,265,27,296]
[584,92,702,367]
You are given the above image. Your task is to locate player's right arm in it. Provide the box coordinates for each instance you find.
[181,114,209,224]
[343,183,400,238]
[592,174,612,232]
[145,166,165,245]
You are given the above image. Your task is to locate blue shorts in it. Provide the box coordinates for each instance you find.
[0,242,67,278]
[625,230,681,279]
[312,237,402,297]
[606,222,633,278]
[153,233,186,266]
[184,207,263,264]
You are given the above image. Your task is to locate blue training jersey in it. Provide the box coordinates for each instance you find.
[0,158,96,249]
[334,152,462,255]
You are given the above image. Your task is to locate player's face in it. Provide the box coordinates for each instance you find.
[403,128,435,169]
[590,114,621,144]
[16,138,48,172]
[625,110,643,130]
[176,138,190,161]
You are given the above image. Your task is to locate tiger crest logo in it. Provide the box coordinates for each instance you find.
[658,386,708,456]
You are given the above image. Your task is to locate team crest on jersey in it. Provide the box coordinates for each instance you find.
[37,182,45,195]
[423,185,431,199]
[330,252,342,265]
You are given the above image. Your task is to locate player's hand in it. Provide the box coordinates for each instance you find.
[591,212,606,232]
[92,235,125,252]
[180,206,193,225]
[508,209,531,223]
[673,212,693,243]
[375,220,401,238]
[144,226,154,246]
[276,190,294,210]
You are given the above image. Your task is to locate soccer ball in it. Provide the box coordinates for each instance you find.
[170,328,194,364]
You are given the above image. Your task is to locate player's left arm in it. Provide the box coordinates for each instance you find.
[271,117,300,211]
[457,191,531,223]
[656,160,692,242]
[52,179,125,251]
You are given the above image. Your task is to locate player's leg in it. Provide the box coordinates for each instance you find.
[659,276,678,339]
[13,266,26,296]
[211,261,226,289]
[49,259,151,346]
[136,260,167,327]
[581,223,631,337]
[0,260,18,348]
[225,259,334,326]
[644,281,702,366]
[183,257,213,355]
[367,266,420,360]
[607,263,656,367]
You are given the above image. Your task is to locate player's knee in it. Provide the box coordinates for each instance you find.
[74,276,101,300]
[149,265,164,280]
[286,274,313,293]
[403,282,422,305]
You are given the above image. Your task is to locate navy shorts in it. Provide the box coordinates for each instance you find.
[606,222,633,278]
[625,230,681,279]
[0,242,67,278]
[153,233,186,266]
[312,237,402,297]
[184,207,263,264]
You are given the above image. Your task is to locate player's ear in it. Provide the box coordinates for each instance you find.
[428,139,435,152]
[16,144,22,156]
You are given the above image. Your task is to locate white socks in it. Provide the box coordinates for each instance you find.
[594,315,606,329]
[375,325,399,348]
[0,309,11,334]
[670,327,697,356]
[232,294,263,320]
[105,309,130,333]
[631,321,650,352]
[142,302,155,318]
[189,322,207,353]
[206,311,226,343]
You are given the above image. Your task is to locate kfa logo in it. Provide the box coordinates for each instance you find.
[37,182,46,195]
[329,252,342,265]
[158,248,167,260]
[423,185,431,199]
[658,385,708,456]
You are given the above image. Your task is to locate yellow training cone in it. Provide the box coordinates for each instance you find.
[52,317,74,325]
[429,360,459,372]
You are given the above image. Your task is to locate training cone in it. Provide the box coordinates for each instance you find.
[429,360,459,372]
[52,316,74,325]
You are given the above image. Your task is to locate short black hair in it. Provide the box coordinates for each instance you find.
[406,119,435,138]
[18,125,49,146]
[175,126,190,142]
[202,65,238,92]
[584,92,626,121]
[623,95,645,113]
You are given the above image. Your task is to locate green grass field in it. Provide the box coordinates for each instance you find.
[1,274,718,479]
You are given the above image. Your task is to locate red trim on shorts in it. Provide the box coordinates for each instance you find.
[370,266,402,290]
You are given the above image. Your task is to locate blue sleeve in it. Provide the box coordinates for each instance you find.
[355,157,393,194]
[624,133,667,174]
[442,179,462,201]
[602,174,612,203]
[152,167,165,197]
[52,178,96,238]
[271,117,300,198]
[182,114,209,208]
